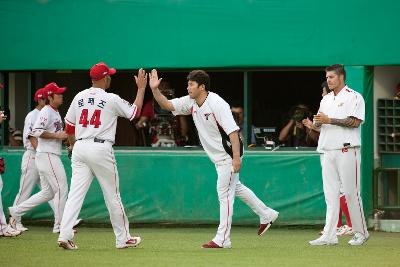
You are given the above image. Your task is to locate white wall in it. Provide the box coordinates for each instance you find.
[373,66,400,162]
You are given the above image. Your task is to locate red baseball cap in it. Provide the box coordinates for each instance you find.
[90,62,116,81]
[34,88,46,102]
[43,82,66,96]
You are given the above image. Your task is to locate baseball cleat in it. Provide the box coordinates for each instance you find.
[0,228,21,237]
[58,240,78,250]
[348,232,369,246]
[309,236,338,246]
[16,223,28,232]
[258,211,279,236]
[116,236,142,249]
[337,225,354,236]
[201,240,222,249]
[8,207,19,230]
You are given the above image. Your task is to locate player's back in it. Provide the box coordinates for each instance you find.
[65,87,137,144]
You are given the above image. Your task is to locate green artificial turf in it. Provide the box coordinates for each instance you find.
[1,226,399,267]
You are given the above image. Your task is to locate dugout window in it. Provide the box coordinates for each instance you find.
[27,70,244,147]
[1,68,326,148]
[247,68,326,147]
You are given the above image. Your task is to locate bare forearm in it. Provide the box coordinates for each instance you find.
[279,121,294,141]
[152,89,174,111]
[330,117,362,128]
[28,136,38,149]
[40,131,60,139]
[133,88,146,112]
[229,131,241,159]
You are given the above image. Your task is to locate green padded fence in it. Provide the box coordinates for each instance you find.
[0,148,372,226]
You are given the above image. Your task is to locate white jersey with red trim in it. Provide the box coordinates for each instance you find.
[64,87,137,144]
[23,108,40,151]
[171,92,241,163]
[317,86,365,152]
[32,105,64,155]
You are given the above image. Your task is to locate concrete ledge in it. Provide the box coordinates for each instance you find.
[368,218,400,232]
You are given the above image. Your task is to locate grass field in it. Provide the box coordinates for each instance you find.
[1,226,399,267]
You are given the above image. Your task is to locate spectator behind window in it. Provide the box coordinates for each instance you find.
[278,104,317,147]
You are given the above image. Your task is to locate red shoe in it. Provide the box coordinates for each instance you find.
[258,211,279,236]
[258,223,271,236]
[201,240,222,249]
[116,236,142,249]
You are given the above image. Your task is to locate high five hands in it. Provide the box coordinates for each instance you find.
[134,68,148,90]
[134,69,163,91]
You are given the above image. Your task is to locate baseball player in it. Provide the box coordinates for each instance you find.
[149,69,279,249]
[58,62,147,250]
[9,82,69,234]
[303,83,353,237]
[309,64,369,246]
[1,111,22,237]
[10,88,58,232]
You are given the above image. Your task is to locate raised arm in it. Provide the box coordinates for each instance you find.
[149,69,175,111]
[133,68,148,117]
[279,120,295,142]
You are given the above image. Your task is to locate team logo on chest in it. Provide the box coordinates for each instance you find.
[54,121,63,132]
[204,113,212,120]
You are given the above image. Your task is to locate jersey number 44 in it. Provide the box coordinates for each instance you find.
[79,109,102,128]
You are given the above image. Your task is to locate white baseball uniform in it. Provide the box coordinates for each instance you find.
[317,85,368,241]
[171,92,278,248]
[59,87,138,247]
[12,108,56,226]
[9,105,68,232]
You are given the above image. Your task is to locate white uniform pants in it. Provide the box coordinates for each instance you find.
[59,140,131,247]
[212,159,277,248]
[321,147,368,240]
[0,175,12,233]
[11,152,68,230]
[13,150,56,222]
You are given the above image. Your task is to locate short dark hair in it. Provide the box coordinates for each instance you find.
[187,70,210,91]
[325,64,346,81]
[321,81,331,93]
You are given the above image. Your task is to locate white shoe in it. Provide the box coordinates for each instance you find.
[309,236,338,246]
[348,232,369,246]
[336,225,347,236]
[345,227,354,236]
[16,223,28,232]
[58,240,78,250]
[116,236,142,249]
[0,227,21,237]
[8,207,19,230]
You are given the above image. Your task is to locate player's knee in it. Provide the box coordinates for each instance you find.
[43,190,55,201]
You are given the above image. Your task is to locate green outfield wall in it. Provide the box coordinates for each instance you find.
[0,148,372,225]
[0,0,400,70]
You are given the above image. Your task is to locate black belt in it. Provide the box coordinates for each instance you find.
[77,137,105,143]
